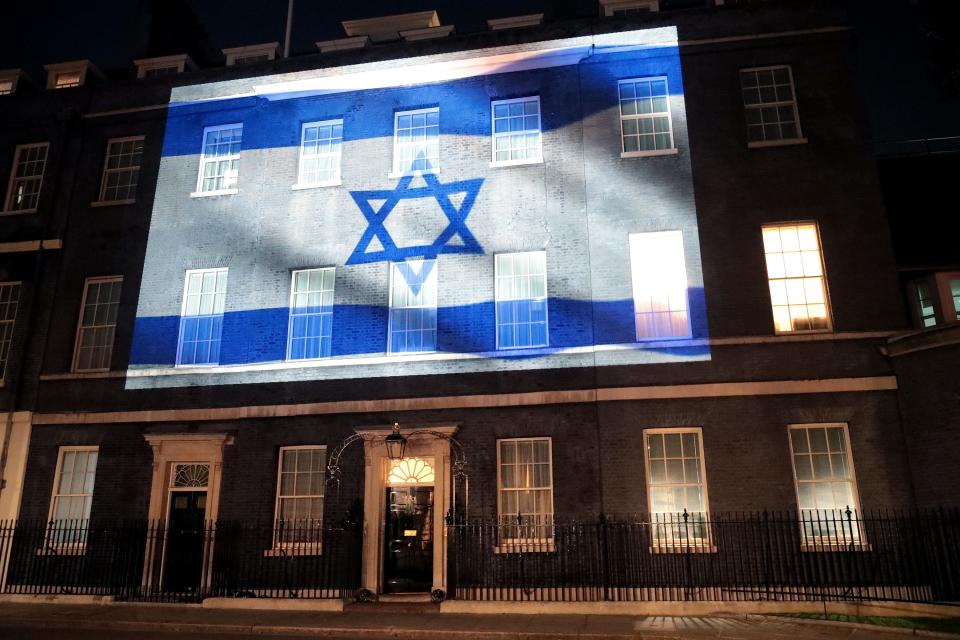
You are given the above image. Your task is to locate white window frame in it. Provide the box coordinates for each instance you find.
[286,267,335,361]
[71,276,123,373]
[618,76,676,158]
[0,70,21,96]
[134,54,194,79]
[294,119,343,189]
[45,446,99,553]
[4,142,49,214]
[600,0,660,16]
[496,437,555,551]
[643,427,713,552]
[192,123,242,197]
[390,107,440,177]
[913,279,938,329]
[740,65,806,148]
[495,251,549,350]
[270,445,327,554]
[43,61,95,90]
[761,221,833,335]
[387,259,438,355]
[176,267,228,367]
[629,230,691,341]
[223,43,278,66]
[936,271,960,324]
[0,281,21,383]
[490,96,543,167]
[787,423,866,550]
[94,136,144,205]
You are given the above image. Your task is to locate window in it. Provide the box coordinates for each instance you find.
[98,137,144,203]
[44,61,93,90]
[135,54,194,79]
[296,120,343,187]
[147,66,179,78]
[54,71,82,89]
[393,108,439,175]
[195,124,242,195]
[0,71,22,96]
[177,268,228,366]
[72,277,122,372]
[740,66,803,146]
[273,447,326,547]
[951,280,960,321]
[629,231,689,340]
[388,259,437,353]
[0,282,21,381]
[644,428,710,548]
[47,447,98,547]
[915,281,937,328]
[236,54,269,65]
[495,251,547,349]
[223,44,278,66]
[788,424,863,545]
[600,0,659,15]
[761,222,831,333]
[618,77,674,156]
[497,438,553,543]
[4,143,49,212]
[287,268,335,360]
[491,97,542,165]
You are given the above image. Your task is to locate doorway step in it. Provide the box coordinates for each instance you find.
[346,597,439,615]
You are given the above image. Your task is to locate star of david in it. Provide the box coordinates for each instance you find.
[346,172,484,266]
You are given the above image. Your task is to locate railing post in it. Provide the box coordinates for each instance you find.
[683,509,693,601]
[599,513,610,601]
[762,509,772,601]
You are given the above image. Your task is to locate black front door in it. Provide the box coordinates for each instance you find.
[383,486,434,593]
[163,491,207,594]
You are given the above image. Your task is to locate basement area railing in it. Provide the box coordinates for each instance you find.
[0,519,362,603]
[0,509,957,604]
[446,509,960,604]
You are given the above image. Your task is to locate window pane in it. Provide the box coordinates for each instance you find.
[630,231,689,339]
[389,260,437,353]
[498,439,553,540]
[644,429,709,544]
[791,425,861,542]
[740,67,801,142]
[496,252,547,349]
[762,223,830,332]
[619,78,673,153]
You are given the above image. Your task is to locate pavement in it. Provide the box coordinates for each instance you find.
[0,601,955,639]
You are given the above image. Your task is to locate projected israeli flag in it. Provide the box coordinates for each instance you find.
[127,26,710,388]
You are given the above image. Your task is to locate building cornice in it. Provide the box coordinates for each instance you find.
[31,375,897,426]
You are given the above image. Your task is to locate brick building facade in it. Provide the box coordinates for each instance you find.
[0,1,956,603]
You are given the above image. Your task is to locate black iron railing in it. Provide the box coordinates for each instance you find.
[446,509,960,603]
[1,510,958,604]
[0,519,362,603]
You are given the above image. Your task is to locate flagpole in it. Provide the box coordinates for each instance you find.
[283,0,295,58]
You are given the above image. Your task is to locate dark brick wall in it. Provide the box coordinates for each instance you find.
[18,391,912,525]
[891,340,960,508]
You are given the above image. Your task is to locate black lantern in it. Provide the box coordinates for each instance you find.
[384,422,407,460]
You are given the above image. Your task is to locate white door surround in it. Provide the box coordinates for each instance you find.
[142,433,233,592]
[357,424,456,597]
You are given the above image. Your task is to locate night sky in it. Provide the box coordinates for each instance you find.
[1,0,957,148]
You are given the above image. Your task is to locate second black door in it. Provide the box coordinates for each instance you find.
[383,486,434,593]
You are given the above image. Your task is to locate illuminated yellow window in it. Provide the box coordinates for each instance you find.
[762,222,831,333]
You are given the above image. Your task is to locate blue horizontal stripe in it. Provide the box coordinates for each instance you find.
[129,289,707,367]
[160,45,683,158]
